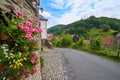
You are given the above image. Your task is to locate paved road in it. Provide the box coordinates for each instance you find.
[55,48,120,80]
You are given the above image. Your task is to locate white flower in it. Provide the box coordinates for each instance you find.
[1,46,5,49]
[5,55,8,58]
[10,53,14,55]
[5,49,9,51]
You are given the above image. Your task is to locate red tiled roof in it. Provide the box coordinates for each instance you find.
[47,34,53,40]
[102,38,114,46]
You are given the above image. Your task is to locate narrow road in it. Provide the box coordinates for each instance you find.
[55,48,120,80]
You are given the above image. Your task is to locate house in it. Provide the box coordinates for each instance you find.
[84,38,114,48]
[102,38,114,48]
[39,15,53,48]
[47,34,53,40]
[115,32,120,45]
[72,34,79,42]
[39,15,48,40]
[47,34,60,41]
[85,40,91,44]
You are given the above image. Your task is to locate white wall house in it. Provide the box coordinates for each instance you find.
[39,15,48,46]
[39,15,48,39]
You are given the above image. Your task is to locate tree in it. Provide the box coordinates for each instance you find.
[101,24,111,32]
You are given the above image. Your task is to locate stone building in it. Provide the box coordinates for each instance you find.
[0,0,42,80]
[0,0,39,19]
[115,33,120,45]
[114,32,120,57]
[0,0,41,47]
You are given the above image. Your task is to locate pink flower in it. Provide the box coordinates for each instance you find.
[32,66,37,74]
[25,73,30,78]
[35,54,39,59]
[39,28,42,32]
[29,54,39,64]
[29,28,33,32]
[29,28,37,32]
[34,28,39,32]
[23,26,29,32]
[18,25,24,29]
[25,69,31,78]
[30,54,35,63]
[25,20,32,27]
[25,33,32,40]
[35,26,42,32]
[26,69,30,73]
[16,11,23,16]
[33,18,39,23]
[30,58,35,63]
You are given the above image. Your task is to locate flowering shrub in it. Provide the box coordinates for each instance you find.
[0,10,42,79]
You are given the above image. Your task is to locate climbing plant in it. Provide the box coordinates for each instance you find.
[0,10,42,80]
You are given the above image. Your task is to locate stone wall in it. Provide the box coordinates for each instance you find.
[0,0,39,19]
[0,0,42,80]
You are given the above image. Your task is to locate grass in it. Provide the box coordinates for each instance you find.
[88,28,116,38]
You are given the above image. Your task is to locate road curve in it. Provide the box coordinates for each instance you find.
[55,48,120,80]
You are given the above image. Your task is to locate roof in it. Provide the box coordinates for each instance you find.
[39,15,48,21]
[102,38,114,45]
[47,34,53,40]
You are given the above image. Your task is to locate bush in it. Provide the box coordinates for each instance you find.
[90,38,103,50]
[71,37,87,50]
[50,38,57,47]
[60,34,72,47]
[55,40,62,47]
[77,37,86,47]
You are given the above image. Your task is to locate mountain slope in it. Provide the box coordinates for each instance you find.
[47,16,120,38]
[47,24,65,35]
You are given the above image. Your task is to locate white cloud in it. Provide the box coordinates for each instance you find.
[43,0,120,28]
[55,0,120,25]
[55,0,97,24]
[39,10,52,18]
[94,0,120,18]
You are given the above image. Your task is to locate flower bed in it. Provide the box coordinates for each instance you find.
[0,10,42,80]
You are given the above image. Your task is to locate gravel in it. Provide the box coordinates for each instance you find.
[41,48,64,80]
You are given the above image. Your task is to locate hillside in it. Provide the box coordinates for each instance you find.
[47,16,120,38]
[47,24,65,35]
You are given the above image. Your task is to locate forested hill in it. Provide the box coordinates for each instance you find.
[47,16,120,38]
[47,24,65,34]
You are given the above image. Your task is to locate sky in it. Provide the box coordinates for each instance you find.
[40,0,120,28]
